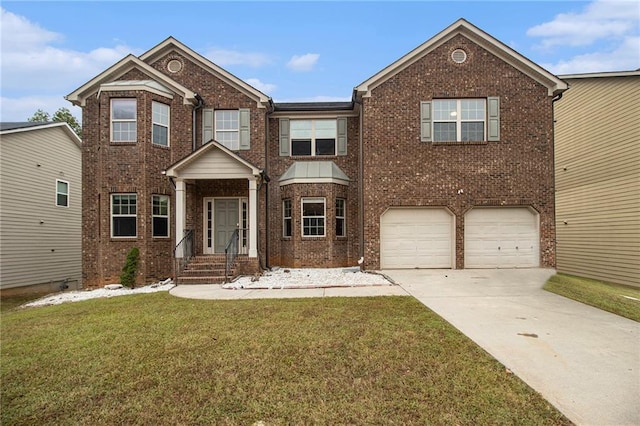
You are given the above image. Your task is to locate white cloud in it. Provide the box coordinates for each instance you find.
[244,78,277,94]
[541,36,640,74]
[527,0,640,73]
[527,0,638,47]
[286,53,320,72]
[205,48,272,67]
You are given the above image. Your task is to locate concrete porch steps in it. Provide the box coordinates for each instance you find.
[176,254,236,285]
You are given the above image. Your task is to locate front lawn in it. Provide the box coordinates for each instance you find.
[544,273,640,322]
[1,294,569,425]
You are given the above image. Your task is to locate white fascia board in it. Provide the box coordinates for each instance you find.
[98,84,174,100]
[560,70,640,79]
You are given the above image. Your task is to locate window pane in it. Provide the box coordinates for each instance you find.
[461,122,484,141]
[215,110,238,130]
[153,124,168,146]
[216,131,239,150]
[112,99,136,120]
[303,217,325,236]
[153,217,169,237]
[434,122,456,142]
[433,100,457,121]
[292,139,312,156]
[57,194,68,207]
[57,181,68,194]
[314,120,336,139]
[303,202,324,216]
[336,219,344,237]
[113,122,137,142]
[284,219,292,237]
[113,217,136,237]
[316,138,335,155]
[461,99,485,120]
[290,120,312,139]
[153,102,169,125]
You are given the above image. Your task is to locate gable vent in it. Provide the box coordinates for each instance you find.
[167,59,183,73]
[451,49,467,64]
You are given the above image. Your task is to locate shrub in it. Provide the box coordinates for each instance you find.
[120,247,139,288]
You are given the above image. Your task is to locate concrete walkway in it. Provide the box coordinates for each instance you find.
[170,282,408,300]
[386,269,640,426]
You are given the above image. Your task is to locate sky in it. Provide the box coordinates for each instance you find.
[1,1,638,122]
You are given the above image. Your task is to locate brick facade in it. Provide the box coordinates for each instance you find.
[70,20,564,288]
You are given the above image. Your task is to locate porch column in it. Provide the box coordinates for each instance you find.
[175,178,186,258]
[248,177,258,258]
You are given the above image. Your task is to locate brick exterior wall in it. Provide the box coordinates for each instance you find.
[360,35,556,270]
[79,30,556,287]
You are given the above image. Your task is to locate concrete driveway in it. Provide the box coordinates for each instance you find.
[385,268,640,426]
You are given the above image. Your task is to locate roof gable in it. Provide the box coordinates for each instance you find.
[355,19,568,98]
[0,122,82,147]
[139,37,272,108]
[66,55,196,107]
[164,140,261,179]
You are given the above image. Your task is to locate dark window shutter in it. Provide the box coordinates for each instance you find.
[487,97,500,141]
[420,101,432,142]
[279,118,290,156]
[336,117,347,155]
[239,108,250,149]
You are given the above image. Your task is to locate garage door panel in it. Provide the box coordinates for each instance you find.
[381,208,453,269]
[465,208,539,268]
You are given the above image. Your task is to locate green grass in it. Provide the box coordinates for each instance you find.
[0,294,43,313]
[1,294,570,425]
[544,273,640,322]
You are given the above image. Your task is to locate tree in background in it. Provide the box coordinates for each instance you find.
[28,107,82,138]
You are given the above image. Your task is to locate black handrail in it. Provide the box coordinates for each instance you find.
[224,229,239,283]
[174,229,194,282]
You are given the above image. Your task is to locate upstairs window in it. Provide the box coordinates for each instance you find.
[152,195,169,238]
[291,120,336,156]
[302,198,325,237]
[111,194,137,238]
[433,99,485,142]
[215,110,239,150]
[56,180,69,207]
[152,102,169,147]
[111,99,137,142]
[421,98,499,143]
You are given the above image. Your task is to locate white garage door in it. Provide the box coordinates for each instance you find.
[464,208,539,268]
[380,208,454,269]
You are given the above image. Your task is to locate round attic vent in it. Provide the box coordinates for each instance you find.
[167,59,183,73]
[451,49,467,64]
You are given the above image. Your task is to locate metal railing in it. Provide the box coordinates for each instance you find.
[174,229,194,281]
[224,229,240,283]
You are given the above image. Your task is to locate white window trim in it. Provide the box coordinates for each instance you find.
[55,179,69,208]
[336,198,346,237]
[152,102,170,147]
[283,199,292,238]
[111,193,137,238]
[301,197,326,237]
[110,99,137,143]
[433,99,485,142]
[215,109,239,150]
[152,194,170,238]
[290,119,337,157]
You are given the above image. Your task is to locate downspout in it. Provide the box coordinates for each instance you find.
[550,90,564,269]
[192,93,204,152]
[354,91,365,269]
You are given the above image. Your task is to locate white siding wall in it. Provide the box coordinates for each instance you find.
[555,75,640,287]
[177,148,252,179]
[0,126,82,289]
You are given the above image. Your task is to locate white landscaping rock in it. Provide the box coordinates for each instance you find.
[105,284,124,290]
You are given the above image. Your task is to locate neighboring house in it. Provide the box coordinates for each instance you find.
[0,122,82,295]
[554,70,640,287]
[67,19,566,288]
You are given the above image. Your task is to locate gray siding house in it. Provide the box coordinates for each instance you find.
[0,122,82,295]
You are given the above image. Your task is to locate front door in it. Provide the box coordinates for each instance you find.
[204,198,239,254]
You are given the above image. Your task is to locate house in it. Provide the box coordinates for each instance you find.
[66,19,566,288]
[554,70,640,287]
[0,122,82,296]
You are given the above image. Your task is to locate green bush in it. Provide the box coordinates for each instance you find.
[120,247,139,288]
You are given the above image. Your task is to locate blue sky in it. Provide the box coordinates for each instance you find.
[1,1,638,122]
